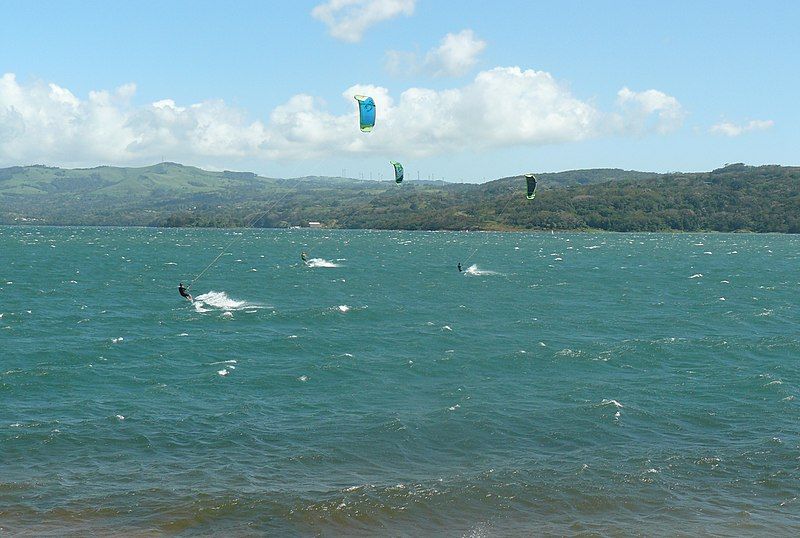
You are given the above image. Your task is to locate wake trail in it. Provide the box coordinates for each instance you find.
[192,290,264,312]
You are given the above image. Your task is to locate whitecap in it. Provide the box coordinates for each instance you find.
[298,375,308,382]
[112,337,123,344]
[464,264,498,276]
[218,369,229,376]
[337,305,350,313]
[600,399,624,408]
[221,312,233,318]
[306,258,340,268]
[689,273,703,279]
[442,325,452,331]
[115,415,125,421]
[194,290,260,312]
[448,404,460,411]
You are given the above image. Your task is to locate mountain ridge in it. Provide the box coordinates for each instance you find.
[1,162,798,232]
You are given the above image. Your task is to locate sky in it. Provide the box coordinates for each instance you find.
[0,0,797,182]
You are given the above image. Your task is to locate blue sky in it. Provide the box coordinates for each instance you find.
[0,0,796,182]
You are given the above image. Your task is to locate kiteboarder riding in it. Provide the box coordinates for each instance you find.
[178,282,193,302]
[457,262,462,272]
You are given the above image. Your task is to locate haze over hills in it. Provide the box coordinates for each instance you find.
[0,162,798,232]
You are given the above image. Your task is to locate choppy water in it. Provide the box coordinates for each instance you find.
[1,226,799,536]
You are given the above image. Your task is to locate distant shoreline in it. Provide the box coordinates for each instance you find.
[0,222,785,234]
[2,162,799,233]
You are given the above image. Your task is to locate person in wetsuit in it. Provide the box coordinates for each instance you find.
[457,262,462,272]
[178,282,193,302]
[301,251,308,263]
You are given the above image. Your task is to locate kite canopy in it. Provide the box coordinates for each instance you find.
[390,161,404,184]
[354,95,376,132]
[525,174,537,199]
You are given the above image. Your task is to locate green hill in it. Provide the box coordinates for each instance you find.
[1,162,798,232]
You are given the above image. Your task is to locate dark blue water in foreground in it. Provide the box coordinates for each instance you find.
[1,226,799,536]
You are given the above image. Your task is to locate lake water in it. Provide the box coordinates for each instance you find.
[1,226,799,535]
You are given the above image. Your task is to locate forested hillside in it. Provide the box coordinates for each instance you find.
[1,162,797,232]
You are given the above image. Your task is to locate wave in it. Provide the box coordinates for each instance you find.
[193,291,261,312]
[464,264,498,276]
[306,258,340,268]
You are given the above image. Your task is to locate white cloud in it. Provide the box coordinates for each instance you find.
[425,30,487,77]
[386,29,487,77]
[384,49,418,76]
[0,70,684,168]
[614,87,685,135]
[312,0,415,43]
[709,119,774,137]
[0,73,267,166]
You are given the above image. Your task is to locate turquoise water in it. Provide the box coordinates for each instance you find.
[1,226,799,535]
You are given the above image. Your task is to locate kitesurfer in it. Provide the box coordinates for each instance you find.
[301,251,308,263]
[178,282,193,302]
[457,262,462,272]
